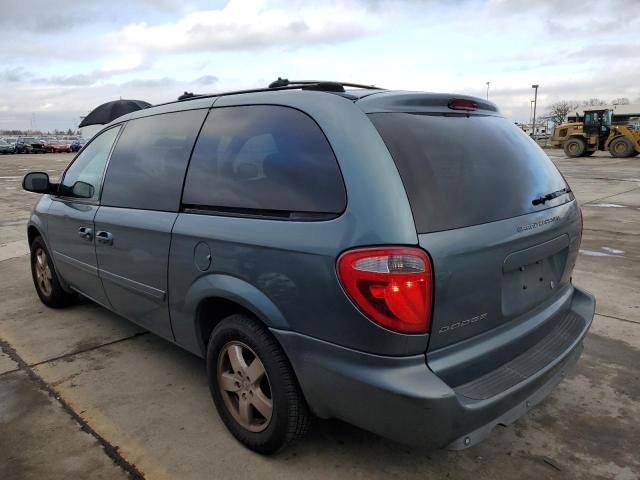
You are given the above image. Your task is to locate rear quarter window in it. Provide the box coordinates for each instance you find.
[369,113,568,233]
[182,105,346,216]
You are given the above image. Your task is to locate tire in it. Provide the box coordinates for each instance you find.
[206,314,310,454]
[30,236,75,308]
[608,136,634,158]
[563,137,585,158]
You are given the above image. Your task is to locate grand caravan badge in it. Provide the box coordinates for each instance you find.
[517,215,560,233]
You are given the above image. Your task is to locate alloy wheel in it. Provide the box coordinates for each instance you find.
[34,248,53,297]
[217,341,273,432]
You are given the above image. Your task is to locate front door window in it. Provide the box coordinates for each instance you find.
[59,126,121,200]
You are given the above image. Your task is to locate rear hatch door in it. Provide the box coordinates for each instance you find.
[368,111,582,355]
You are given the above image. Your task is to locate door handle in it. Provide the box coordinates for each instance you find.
[77,227,93,241]
[96,231,113,245]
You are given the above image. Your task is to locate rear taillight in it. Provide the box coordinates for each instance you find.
[337,247,433,334]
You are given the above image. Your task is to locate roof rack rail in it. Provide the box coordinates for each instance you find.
[173,78,384,103]
[268,77,383,90]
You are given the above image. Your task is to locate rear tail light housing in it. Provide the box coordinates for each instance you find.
[337,247,433,334]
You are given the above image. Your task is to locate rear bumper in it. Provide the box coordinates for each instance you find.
[272,287,595,449]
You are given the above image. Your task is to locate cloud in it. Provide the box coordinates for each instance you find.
[487,0,640,36]
[102,0,376,59]
[0,0,205,33]
[1,0,639,130]
[120,77,178,88]
[0,67,32,82]
[569,44,640,61]
[0,73,225,124]
[194,75,219,85]
[36,73,105,87]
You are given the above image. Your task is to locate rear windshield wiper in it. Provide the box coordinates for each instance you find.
[532,187,572,206]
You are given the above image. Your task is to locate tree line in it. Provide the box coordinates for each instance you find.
[544,97,633,127]
[0,128,80,136]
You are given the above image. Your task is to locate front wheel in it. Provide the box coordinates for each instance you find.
[206,314,310,454]
[608,136,635,158]
[30,236,75,308]
[563,137,585,157]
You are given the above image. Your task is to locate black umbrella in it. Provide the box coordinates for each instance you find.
[79,99,151,127]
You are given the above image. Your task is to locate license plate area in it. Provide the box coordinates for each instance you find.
[502,235,570,317]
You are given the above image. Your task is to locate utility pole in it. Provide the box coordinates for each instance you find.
[531,84,539,138]
[529,100,534,124]
[486,81,490,100]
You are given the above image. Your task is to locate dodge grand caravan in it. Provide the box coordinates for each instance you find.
[23,80,595,454]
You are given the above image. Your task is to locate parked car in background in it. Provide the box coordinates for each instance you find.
[70,138,87,152]
[15,136,47,154]
[0,139,15,154]
[44,139,72,153]
[15,137,33,154]
[22,80,595,454]
[4,137,18,152]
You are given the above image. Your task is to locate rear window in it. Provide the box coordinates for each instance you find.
[182,105,346,216]
[369,113,568,233]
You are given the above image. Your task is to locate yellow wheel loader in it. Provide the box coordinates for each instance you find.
[551,108,640,158]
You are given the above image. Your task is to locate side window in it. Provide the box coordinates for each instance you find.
[59,126,121,200]
[100,109,207,212]
[183,105,346,214]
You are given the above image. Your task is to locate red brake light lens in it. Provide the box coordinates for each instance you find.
[337,247,433,334]
[448,98,478,111]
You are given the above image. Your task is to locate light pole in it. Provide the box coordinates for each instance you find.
[486,81,490,100]
[531,84,539,138]
[529,100,534,124]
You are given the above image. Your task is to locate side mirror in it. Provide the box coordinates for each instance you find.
[71,181,94,199]
[22,172,51,194]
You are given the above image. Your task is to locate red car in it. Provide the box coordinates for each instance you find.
[44,140,72,153]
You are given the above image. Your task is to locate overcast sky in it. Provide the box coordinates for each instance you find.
[1,0,639,131]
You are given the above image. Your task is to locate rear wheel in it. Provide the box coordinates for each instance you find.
[563,137,585,157]
[30,236,75,308]
[608,136,634,158]
[206,314,310,454]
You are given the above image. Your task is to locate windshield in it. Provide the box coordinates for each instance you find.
[369,113,569,233]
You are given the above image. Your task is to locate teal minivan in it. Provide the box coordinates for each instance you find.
[23,80,595,453]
